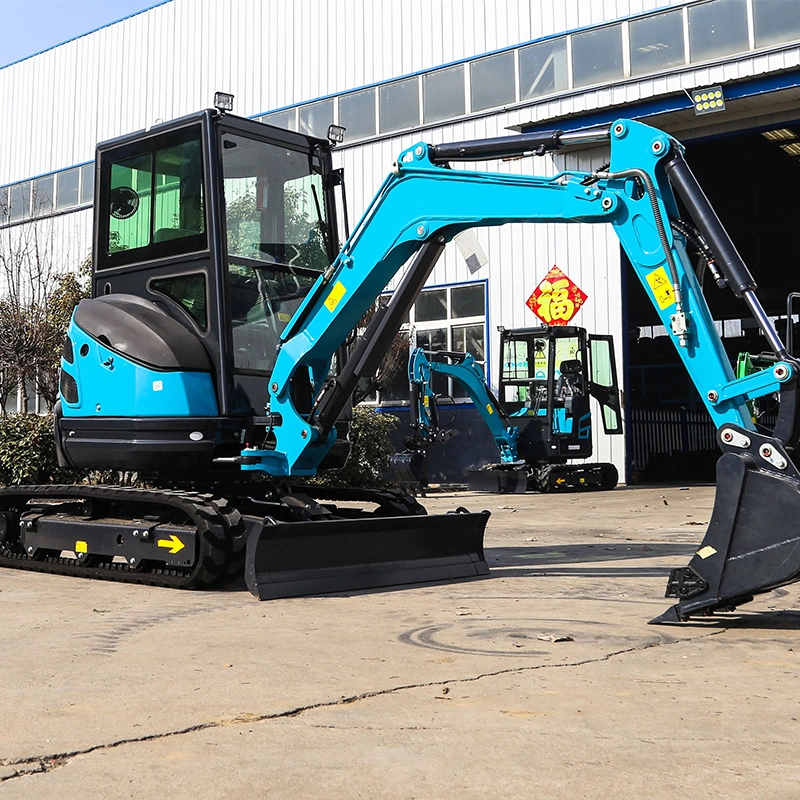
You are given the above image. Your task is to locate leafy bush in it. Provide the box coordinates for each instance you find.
[0,413,81,485]
[0,407,400,489]
[311,406,399,488]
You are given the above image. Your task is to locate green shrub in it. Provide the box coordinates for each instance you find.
[311,406,399,489]
[0,413,82,485]
[0,407,399,489]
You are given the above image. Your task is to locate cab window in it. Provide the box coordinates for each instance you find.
[150,272,208,332]
[221,132,329,271]
[99,125,207,268]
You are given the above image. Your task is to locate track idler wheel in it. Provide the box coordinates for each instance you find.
[0,512,17,547]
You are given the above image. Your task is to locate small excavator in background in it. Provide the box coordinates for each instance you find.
[394,324,622,493]
[1,103,799,623]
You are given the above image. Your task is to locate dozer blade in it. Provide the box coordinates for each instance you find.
[245,510,490,600]
[651,426,800,623]
[467,467,527,493]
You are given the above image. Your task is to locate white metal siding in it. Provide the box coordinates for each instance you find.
[2,0,799,480]
[0,0,698,184]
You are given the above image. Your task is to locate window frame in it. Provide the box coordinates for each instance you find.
[96,122,209,271]
[372,280,488,406]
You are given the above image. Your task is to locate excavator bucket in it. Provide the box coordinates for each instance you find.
[388,450,427,493]
[651,426,800,623]
[244,497,490,600]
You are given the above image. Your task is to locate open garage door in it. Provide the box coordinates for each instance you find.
[625,121,800,482]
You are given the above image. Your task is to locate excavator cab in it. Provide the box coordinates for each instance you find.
[56,110,346,476]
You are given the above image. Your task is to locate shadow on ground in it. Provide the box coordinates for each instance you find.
[487,542,696,579]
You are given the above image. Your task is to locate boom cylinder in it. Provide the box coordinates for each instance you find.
[313,239,446,432]
[664,152,756,298]
[665,150,787,357]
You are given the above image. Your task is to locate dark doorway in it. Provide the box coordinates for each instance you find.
[625,121,800,482]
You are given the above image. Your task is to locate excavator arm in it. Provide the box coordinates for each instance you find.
[246,117,800,622]
[406,347,520,464]
[249,118,788,477]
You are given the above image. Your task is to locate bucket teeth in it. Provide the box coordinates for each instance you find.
[664,566,708,599]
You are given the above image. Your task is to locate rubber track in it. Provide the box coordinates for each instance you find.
[0,485,245,590]
[532,463,617,493]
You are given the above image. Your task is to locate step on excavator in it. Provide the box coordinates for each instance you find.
[0,102,797,622]
[393,324,622,493]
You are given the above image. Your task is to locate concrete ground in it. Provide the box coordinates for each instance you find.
[1,484,798,799]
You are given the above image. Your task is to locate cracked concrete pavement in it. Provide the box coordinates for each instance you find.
[1,484,799,798]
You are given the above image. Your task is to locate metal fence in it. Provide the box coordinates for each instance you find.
[629,408,718,472]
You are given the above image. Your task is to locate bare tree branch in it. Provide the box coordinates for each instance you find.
[0,193,90,414]
[351,297,410,406]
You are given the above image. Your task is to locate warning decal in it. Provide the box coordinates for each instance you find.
[645,267,676,310]
[324,280,347,313]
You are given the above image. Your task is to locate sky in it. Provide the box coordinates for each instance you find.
[0,0,165,68]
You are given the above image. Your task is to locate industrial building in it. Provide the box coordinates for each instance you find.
[1,0,799,483]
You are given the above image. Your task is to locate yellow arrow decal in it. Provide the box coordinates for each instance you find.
[157,535,185,555]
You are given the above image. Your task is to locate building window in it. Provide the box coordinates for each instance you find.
[378,282,487,404]
[629,9,686,76]
[688,0,749,63]
[261,109,297,132]
[80,164,94,205]
[519,37,568,100]
[56,168,80,210]
[9,183,30,223]
[338,88,376,140]
[423,64,466,123]
[572,24,624,87]
[32,175,54,214]
[754,0,800,49]
[470,51,516,112]
[298,99,334,139]
[379,77,420,133]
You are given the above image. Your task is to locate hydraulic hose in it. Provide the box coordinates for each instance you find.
[595,166,688,346]
[670,217,726,288]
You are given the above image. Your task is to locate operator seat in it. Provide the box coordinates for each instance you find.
[555,359,583,410]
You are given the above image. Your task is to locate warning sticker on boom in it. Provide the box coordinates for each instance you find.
[324,281,347,312]
[645,267,675,310]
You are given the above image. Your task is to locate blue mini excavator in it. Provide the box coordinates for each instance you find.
[398,323,622,493]
[0,106,797,623]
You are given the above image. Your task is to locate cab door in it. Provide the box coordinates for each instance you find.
[587,334,623,435]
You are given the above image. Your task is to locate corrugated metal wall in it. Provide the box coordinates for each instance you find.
[3,0,799,476]
[0,0,694,180]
